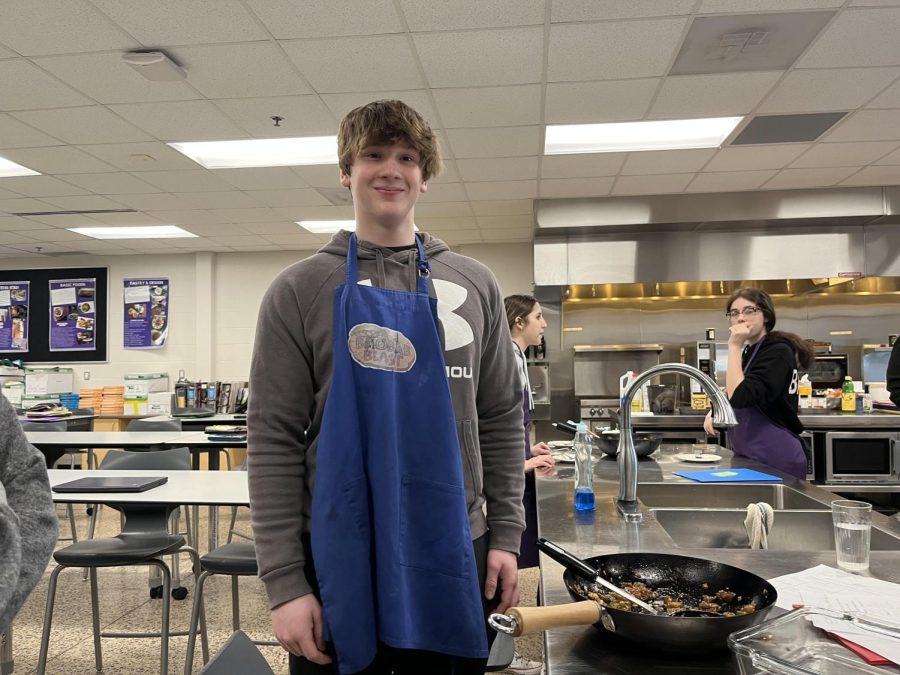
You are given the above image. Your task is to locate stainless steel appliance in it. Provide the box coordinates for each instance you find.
[800,431,815,481]
[527,362,550,421]
[824,431,900,484]
[806,354,849,389]
[695,340,729,390]
[862,346,893,386]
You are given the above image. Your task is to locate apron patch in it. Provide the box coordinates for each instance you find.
[348,322,417,372]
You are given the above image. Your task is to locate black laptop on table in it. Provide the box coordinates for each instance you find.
[53,476,168,493]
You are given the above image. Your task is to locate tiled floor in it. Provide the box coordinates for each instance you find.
[9,504,543,674]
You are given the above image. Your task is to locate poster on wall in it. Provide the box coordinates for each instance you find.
[124,278,168,349]
[49,278,96,352]
[0,281,29,352]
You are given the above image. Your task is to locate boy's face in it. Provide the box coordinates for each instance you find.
[340,143,428,230]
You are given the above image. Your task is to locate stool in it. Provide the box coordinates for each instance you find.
[184,543,277,674]
[37,503,209,675]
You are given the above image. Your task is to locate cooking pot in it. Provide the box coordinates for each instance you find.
[491,539,777,654]
[595,430,662,457]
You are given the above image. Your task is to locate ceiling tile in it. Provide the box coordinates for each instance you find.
[621,149,716,175]
[170,43,312,99]
[685,170,777,193]
[108,101,250,141]
[1,146,116,174]
[146,209,222,225]
[539,177,615,198]
[430,159,460,183]
[798,8,900,68]
[11,106,152,145]
[291,165,342,189]
[875,146,900,164]
[446,127,541,159]
[552,0,695,21]
[704,144,812,171]
[282,36,424,93]
[824,109,900,142]
[401,0,544,30]
[841,165,900,185]
[108,193,194,211]
[470,200,533,216]
[0,216,51,231]
[417,216,479,231]
[205,208,285,223]
[547,18,689,81]
[479,229,532,243]
[247,0,403,38]
[264,232,335,246]
[540,153,627,179]
[214,96,337,137]
[456,157,539,182]
[274,205,353,221]
[758,68,900,114]
[0,0,138,56]
[41,195,128,211]
[464,180,538,200]
[208,234,272,247]
[545,79,659,124]
[761,166,858,190]
[648,72,783,119]
[790,141,899,168]
[34,53,199,104]
[866,79,900,108]
[58,172,162,194]
[321,90,436,126]
[136,170,234,193]
[418,183,468,202]
[240,221,310,235]
[76,142,202,171]
[850,0,900,5]
[17,213,95,227]
[0,114,66,148]
[432,85,543,128]
[16,227,90,243]
[0,59,92,110]
[214,168,304,191]
[414,202,474,218]
[85,211,163,225]
[699,0,843,10]
[0,231,40,245]
[0,176,87,197]
[245,189,332,208]
[413,28,544,88]
[90,0,269,44]
[177,191,262,210]
[612,173,694,195]
[0,186,25,200]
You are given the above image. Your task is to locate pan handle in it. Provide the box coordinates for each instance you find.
[505,602,602,636]
[536,538,599,581]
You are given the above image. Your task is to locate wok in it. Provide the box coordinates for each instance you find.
[595,430,663,457]
[491,539,777,654]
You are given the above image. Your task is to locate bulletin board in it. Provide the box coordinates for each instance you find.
[0,267,108,363]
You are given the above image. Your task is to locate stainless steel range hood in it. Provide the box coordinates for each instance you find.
[533,186,900,286]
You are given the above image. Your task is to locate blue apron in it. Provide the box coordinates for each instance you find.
[311,234,487,674]
[730,337,808,479]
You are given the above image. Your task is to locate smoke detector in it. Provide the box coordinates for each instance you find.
[122,50,186,81]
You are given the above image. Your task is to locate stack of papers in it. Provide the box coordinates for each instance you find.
[768,565,900,665]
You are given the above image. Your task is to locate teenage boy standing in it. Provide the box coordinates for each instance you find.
[248,100,525,674]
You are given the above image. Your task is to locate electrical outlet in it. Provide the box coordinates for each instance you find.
[83,370,90,380]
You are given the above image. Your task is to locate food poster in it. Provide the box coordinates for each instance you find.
[49,279,96,351]
[0,282,29,352]
[123,278,168,349]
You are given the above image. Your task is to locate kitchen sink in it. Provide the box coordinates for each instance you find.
[637,483,828,510]
[651,508,900,551]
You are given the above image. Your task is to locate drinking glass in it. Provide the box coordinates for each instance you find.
[831,499,872,573]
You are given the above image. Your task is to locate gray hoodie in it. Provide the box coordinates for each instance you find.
[0,394,57,630]
[248,231,525,608]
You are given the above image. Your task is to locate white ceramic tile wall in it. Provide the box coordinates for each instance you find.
[5,242,534,387]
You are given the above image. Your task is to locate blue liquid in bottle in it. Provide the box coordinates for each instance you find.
[574,487,595,511]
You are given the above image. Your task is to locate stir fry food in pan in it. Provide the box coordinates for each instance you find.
[572,579,759,617]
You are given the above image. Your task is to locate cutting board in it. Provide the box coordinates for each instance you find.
[673,468,783,483]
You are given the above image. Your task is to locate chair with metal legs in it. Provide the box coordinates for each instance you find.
[37,447,209,675]
[197,630,274,675]
[185,542,277,674]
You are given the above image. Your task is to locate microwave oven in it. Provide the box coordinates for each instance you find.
[824,431,900,484]
[805,354,849,389]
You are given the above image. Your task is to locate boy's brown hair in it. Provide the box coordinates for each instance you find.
[337,99,442,182]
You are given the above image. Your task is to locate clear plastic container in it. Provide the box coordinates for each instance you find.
[729,607,900,674]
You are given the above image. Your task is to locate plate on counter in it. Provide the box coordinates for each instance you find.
[548,440,573,449]
[674,453,722,463]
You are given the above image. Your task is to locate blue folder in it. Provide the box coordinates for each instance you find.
[673,468,783,483]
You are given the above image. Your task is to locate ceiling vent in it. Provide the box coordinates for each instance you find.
[10,208,138,216]
[122,50,186,81]
[731,112,847,145]
[670,11,835,75]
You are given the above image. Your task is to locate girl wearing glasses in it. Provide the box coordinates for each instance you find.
[703,288,814,478]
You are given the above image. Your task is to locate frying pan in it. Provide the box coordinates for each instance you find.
[551,421,662,457]
[491,539,777,654]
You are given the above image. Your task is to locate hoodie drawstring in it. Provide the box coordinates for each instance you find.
[375,248,386,288]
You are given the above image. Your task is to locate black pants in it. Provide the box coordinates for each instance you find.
[290,533,497,675]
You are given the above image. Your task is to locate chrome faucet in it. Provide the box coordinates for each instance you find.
[616,363,738,521]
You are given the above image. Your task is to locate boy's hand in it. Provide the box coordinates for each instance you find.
[484,549,519,613]
[271,594,332,665]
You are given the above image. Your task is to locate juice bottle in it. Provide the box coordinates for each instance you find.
[841,376,855,413]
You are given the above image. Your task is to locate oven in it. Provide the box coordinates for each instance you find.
[824,431,900,484]
[806,354,849,390]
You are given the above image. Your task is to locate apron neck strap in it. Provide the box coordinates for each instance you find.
[743,335,766,372]
[346,232,431,295]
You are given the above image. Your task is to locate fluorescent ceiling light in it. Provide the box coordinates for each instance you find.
[544,117,743,154]
[0,157,40,178]
[169,136,337,169]
[297,220,420,234]
[68,225,197,239]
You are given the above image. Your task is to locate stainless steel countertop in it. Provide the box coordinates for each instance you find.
[628,412,900,429]
[535,444,900,674]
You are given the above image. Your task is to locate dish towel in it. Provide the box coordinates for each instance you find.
[744,502,774,549]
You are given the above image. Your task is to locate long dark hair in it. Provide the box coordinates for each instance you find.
[726,288,814,370]
[504,294,537,331]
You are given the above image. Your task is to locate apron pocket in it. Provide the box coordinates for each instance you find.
[399,475,468,579]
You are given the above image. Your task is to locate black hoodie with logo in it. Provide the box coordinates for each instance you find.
[730,334,803,435]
